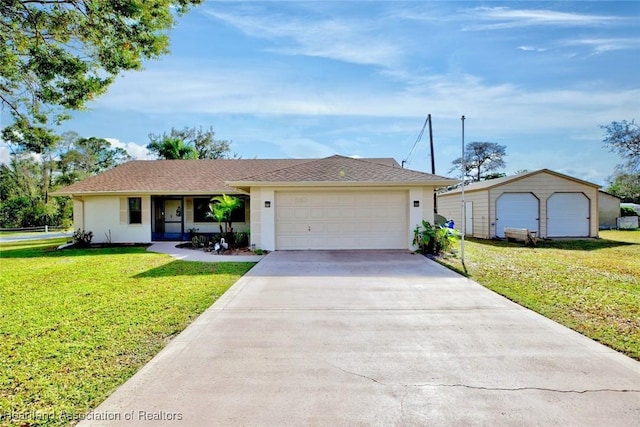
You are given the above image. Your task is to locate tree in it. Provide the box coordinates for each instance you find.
[206,194,242,234]
[449,142,507,182]
[483,172,507,181]
[0,0,202,153]
[606,172,640,204]
[0,130,131,228]
[146,137,198,160]
[0,154,59,228]
[601,120,640,173]
[147,126,236,159]
[56,132,131,185]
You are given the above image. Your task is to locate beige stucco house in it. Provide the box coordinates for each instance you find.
[437,169,600,239]
[54,155,457,251]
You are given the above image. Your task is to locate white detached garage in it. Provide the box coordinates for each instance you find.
[437,169,600,239]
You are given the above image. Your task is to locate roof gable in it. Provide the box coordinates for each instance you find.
[226,155,457,187]
[440,169,600,195]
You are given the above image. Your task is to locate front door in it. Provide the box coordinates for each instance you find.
[152,197,184,240]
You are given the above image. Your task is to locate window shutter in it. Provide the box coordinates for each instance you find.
[141,197,150,224]
[119,198,127,224]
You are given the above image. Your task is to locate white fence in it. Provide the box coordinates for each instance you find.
[0,226,70,233]
[617,216,640,229]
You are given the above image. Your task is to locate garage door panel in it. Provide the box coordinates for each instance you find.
[496,193,539,238]
[326,209,341,219]
[276,190,407,250]
[355,222,373,232]
[372,210,388,218]
[340,207,357,218]
[356,208,372,218]
[310,209,324,219]
[548,193,589,237]
[277,207,295,219]
[292,223,309,233]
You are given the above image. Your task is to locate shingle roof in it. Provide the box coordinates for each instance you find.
[54,159,311,195]
[439,168,600,195]
[228,155,456,186]
[54,156,457,196]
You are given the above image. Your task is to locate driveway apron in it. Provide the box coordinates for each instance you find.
[81,250,640,426]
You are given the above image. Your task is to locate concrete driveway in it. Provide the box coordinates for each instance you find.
[81,250,640,426]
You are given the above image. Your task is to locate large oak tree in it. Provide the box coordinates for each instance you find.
[147,126,236,159]
[601,119,640,173]
[450,141,507,182]
[601,119,640,203]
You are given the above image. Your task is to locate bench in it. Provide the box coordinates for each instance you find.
[504,227,538,247]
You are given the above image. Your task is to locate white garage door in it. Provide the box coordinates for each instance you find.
[547,193,589,237]
[276,190,407,250]
[495,193,539,237]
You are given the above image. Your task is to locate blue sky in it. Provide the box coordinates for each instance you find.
[8,1,640,185]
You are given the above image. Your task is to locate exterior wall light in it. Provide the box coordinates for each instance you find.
[413,200,420,207]
[265,201,271,208]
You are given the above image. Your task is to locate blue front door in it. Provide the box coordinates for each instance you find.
[152,197,184,240]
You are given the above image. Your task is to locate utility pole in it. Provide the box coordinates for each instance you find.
[428,114,437,214]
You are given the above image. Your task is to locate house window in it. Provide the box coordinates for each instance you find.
[193,197,245,223]
[129,197,142,224]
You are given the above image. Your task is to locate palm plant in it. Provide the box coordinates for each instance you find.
[147,137,197,159]
[206,194,242,234]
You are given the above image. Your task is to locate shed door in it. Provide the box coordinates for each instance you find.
[465,201,473,235]
[547,193,589,237]
[276,190,407,250]
[495,193,539,237]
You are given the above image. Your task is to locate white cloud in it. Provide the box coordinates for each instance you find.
[93,64,639,139]
[105,138,153,160]
[274,138,336,159]
[464,7,620,30]
[560,37,640,54]
[205,8,402,67]
[517,45,547,52]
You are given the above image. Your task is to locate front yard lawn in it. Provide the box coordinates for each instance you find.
[0,239,255,426]
[437,230,640,360]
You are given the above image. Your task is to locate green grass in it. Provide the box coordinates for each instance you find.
[0,239,255,426]
[437,230,640,360]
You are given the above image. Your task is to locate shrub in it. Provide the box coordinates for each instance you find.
[234,231,249,247]
[412,220,457,255]
[72,229,93,247]
[621,206,639,217]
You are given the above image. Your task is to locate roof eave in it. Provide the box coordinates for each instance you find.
[51,189,249,197]
[226,179,460,189]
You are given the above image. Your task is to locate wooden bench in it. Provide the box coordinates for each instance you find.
[504,227,538,247]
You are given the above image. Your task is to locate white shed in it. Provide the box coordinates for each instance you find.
[598,191,620,229]
[437,169,600,239]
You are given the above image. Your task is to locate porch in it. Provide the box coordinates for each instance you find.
[151,195,249,241]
